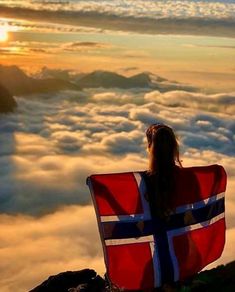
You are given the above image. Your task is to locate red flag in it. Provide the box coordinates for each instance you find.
[87,165,227,290]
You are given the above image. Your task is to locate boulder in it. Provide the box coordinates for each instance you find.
[29,269,105,292]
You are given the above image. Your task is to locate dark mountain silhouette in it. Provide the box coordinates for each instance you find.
[0,83,17,113]
[128,72,152,87]
[74,70,164,89]
[38,67,72,81]
[75,70,138,89]
[0,65,196,96]
[0,65,80,96]
[30,260,235,292]
[75,70,196,91]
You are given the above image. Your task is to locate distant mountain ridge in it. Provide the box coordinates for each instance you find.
[74,70,153,89]
[0,65,196,96]
[0,65,80,96]
[74,70,196,92]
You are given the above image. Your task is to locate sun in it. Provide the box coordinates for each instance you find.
[0,27,9,42]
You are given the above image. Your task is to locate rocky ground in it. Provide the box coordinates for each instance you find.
[30,260,235,292]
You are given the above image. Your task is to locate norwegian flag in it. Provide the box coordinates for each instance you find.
[87,165,227,290]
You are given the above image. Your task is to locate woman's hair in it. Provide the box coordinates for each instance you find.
[145,123,182,217]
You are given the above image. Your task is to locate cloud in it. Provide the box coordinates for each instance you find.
[144,90,235,114]
[0,41,55,57]
[99,130,144,154]
[0,122,146,215]
[51,131,84,152]
[118,66,139,73]
[62,41,112,52]
[0,47,26,56]
[0,86,234,216]
[204,227,235,271]
[0,205,105,292]
[183,43,235,50]
[0,16,104,34]
[0,39,113,57]
[0,2,235,37]
[1,1,235,21]
[92,91,143,104]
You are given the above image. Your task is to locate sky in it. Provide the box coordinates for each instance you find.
[0,0,235,90]
[0,1,235,291]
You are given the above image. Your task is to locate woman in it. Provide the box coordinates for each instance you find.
[88,123,226,291]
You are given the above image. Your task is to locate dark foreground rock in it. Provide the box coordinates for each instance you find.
[190,260,235,292]
[29,269,105,292]
[30,260,235,292]
[0,83,17,113]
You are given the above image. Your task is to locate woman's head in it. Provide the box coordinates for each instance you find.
[146,123,181,174]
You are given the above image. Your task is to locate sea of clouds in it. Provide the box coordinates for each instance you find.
[0,83,235,291]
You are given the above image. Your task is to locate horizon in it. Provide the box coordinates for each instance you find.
[0,1,234,291]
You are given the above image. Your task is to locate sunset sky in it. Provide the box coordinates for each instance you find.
[0,1,235,291]
[0,0,235,91]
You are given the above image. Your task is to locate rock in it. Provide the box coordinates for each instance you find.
[0,83,17,113]
[190,260,235,292]
[29,260,235,292]
[29,269,105,292]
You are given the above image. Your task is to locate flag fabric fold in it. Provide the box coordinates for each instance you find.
[87,165,227,290]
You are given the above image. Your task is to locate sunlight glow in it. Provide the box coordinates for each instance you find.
[0,27,8,42]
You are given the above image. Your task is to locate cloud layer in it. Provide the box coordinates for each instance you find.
[0,205,105,291]
[1,1,235,20]
[1,1,235,37]
[0,85,235,215]
[0,40,113,58]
